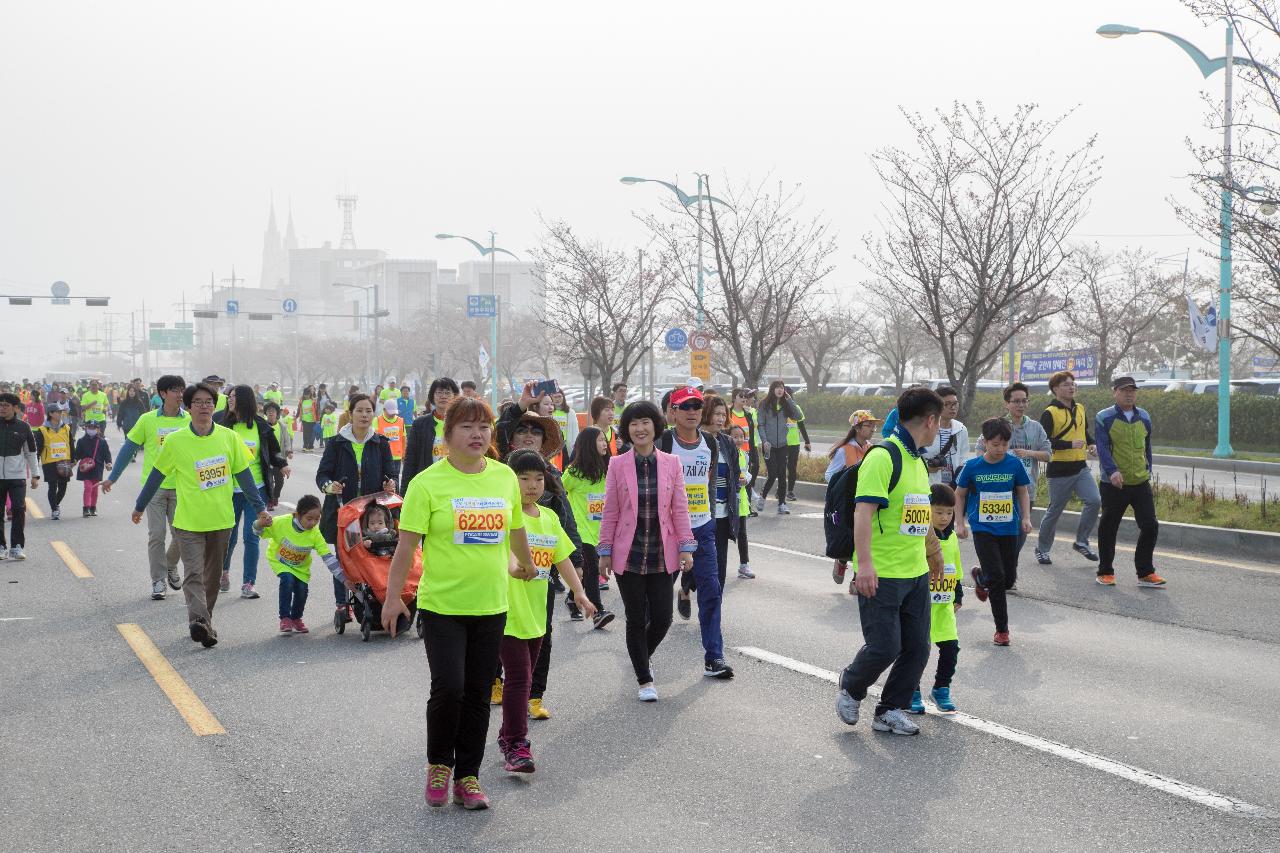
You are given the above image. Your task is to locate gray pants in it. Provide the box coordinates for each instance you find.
[145,488,182,583]
[1037,468,1101,553]
[174,528,232,630]
[840,573,931,714]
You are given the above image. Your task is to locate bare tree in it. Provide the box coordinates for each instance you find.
[863,102,1101,420]
[532,220,667,392]
[789,299,863,392]
[638,177,837,386]
[1061,245,1177,385]
[858,296,919,392]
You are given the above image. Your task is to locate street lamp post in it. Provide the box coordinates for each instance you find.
[1097,21,1279,457]
[332,281,383,386]
[436,232,518,409]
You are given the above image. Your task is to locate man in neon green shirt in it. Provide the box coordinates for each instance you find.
[80,380,109,427]
[836,386,945,737]
[263,383,284,407]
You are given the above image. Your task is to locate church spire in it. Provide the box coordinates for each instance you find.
[285,200,298,251]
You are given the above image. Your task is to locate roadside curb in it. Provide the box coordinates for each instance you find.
[1150,454,1280,477]
[791,480,1280,567]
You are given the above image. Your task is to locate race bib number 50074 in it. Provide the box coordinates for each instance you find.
[452,497,508,545]
[899,493,931,536]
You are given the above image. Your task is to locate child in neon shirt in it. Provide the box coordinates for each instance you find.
[253,494,348,633]
[909,483,963,714]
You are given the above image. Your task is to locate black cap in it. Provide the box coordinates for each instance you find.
[1112,376,1138,390]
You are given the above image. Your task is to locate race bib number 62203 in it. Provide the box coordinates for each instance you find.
[452,497,508,545]
[899,493,931,536]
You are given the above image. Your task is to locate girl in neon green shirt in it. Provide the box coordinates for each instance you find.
[253,494,348,634]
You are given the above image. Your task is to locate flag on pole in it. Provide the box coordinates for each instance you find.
[478,343,490,370]
[1187,295,1217,352]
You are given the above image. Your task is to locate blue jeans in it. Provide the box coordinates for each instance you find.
[690,520,724,663]
[223,485,267,585]
[279,572,309,620]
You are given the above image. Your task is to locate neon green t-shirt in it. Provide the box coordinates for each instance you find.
[562,469,606,548]
[260,514,331,584]
[430,416,447,464]
[81,390,108,423]
[153,424,254,532]
[263,389,283,406]
[213,393,228,413]
[231,421,264,488]
[379,388,401,401]
[300,400,317,423]
[786,404,805,447]
[400,458,524,616]
[852,435,930,580]
[126,409,192,488]
[930,531,962,643]
[321,413,338,438]
[505,507,574,639]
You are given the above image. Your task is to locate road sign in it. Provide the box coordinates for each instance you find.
[468,295,497,318]
[690,330,712,351]
[665,328,688,351]
[148,327,194,351]
[690,349,711,382]
[282,298,298,314]
[226,300,240,316]
[51,281,70,298]
[51,298,70,306]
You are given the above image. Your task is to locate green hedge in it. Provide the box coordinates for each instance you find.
[796,391,1280,452]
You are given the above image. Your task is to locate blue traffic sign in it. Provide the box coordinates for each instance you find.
[282,298,297,314]
[226,300,240,316]
[468,295,497,318]
[665,328,688,352]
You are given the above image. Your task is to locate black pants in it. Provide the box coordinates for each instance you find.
[615,570,677,684]
[786,445,801,495]
[579,544,603,610]
[41,464,69,511]
[920,639,960,691]
[840,573,931,716]
[760,449,789,503]
[267,465,284,505]
[736,514,749,563]
[973,532,1018,634]
[421,609,506,779]
[747,448,760,493]
[530,584,555,700]
[302,422,315,450]
[0,479,27,549]
[1097,480,1159,577]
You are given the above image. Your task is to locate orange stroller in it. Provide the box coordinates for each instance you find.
[334,491,422,641]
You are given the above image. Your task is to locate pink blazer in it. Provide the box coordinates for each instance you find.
[597,448,696,574]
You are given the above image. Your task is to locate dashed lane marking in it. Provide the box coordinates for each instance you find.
[50,541,93,578]
[735,646,1274,819]
[117,624,226,736]
[25,498,44,520]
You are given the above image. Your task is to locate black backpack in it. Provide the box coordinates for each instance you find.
[824,442,904,560]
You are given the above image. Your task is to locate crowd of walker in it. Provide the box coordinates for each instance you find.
[0,368,1166,809]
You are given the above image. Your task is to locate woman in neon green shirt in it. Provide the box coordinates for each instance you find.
[381,397,538,811]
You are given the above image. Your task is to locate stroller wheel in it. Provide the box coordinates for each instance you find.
[334,609,346,635]
[361,619,372,642]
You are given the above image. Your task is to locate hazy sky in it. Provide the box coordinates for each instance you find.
[0,0,1237,376]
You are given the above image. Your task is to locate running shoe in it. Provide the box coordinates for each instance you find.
[908,690,925,715]
[9,546,24,561]
[931,686,957,713]
[704,659,735,679]
[970,567,989,602]
[873,708,920,735]
[219,571,231,592]
[832,560,848,585]
[167,566,182,590]
[1137,573,1167,588]
[279,618,293,634]
[503,741,535,774]
[993,631,1011,646]
[638,684,658,702]
[424,764,451,807]
[777,502,790,515]
[738,564,755,579]
[452,777,489,810]
[592,610,615,630]
[490,678,503,706]
[189,621,218,648]
[240,583,260,599]
[786,492,797,502]
[51,508,60,520]
[151,580,166,601]
[752,493,764,513]
[1072,543,1099,561]
[0,550,6,561]
[598,576,609,591]
[566,595,583,621]
[292,618,309,633]
[677,594,691,621]
[1035,548,1052,565]
[528,698,551,720]
[1095,574,1116,586]
[89,507,97,517]
[82,507,90,518]
[836,689,861,726]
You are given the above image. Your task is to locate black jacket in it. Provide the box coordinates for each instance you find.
[541,465,583,569]
[400,410,444,492]
[658,428,741,539]
[316,431,396,505]
[115,396,150,434]
[214,412,287,484]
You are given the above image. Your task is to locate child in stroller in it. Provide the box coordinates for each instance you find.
[336,492,422,641]
[361,502,400,558]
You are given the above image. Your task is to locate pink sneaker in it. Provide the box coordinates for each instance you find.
[452,775,490,810]
[424,764,451,807]
[292,618,309,633]
[278,618,293,634]
[503,741,535,774]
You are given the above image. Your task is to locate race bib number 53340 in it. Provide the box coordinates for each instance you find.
[899,493,931,536]
[452,497,508,545]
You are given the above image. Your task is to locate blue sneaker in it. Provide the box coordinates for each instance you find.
[931,686,957,713]
[908,689,925,715]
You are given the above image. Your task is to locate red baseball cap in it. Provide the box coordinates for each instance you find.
[670,387,704,407]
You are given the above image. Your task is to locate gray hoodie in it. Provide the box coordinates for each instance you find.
[756,397,802,450]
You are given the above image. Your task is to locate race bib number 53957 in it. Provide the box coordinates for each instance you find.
[452,497,508,545]
[195,455,229,490]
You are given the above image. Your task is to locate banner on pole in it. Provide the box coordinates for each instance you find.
[1015,349,1097,382]
[1187,295,1218,352]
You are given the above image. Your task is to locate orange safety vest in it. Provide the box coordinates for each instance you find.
[375,414,407,461]
[842,441,868,469]
[729,410,751,453]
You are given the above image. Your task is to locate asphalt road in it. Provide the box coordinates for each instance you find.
[3,449,1278,852]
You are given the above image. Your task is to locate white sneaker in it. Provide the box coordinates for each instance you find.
[872,708,921,736]
[151,580,167,600]
[777,502,790,515]
[637,684,658,702]
[240,583,260,599]
[9,547,25,561]
[737,564,755,579]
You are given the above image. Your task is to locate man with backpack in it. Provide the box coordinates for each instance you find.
[832,387,945,737]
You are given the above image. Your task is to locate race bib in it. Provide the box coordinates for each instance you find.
[586,492,606,522]
[49,441,70,461]
[899,493,930,536]
[384,426,400,441]
[452,497,508,545]
[276,539,311,568]
[930,562,958,604]
[685,483,710,516]
[979,490,1014,524]
[195,454,229,490]
[156,427,181,446]
[432,435,448,460]
[528,532,557,580]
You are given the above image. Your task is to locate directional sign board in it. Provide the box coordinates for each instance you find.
[467,295,497,318]
[282,298,298,314]
[149,327,194,351]
[690,349,711,382]
[226,300,240,316]
[665,328,688,351]
[690,330,712,351]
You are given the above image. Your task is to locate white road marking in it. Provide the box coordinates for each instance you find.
[277,501,296,509]
[753,542,828,562]
[0,617,35,622]
[736,646,1274,819]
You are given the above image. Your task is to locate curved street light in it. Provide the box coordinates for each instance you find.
[436,231,518,408]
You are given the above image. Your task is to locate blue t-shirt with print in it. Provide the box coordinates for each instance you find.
[956,453,1031,536]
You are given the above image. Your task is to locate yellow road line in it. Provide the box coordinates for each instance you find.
[117,624,225,736]
[25,498,44,520]
[50,541,93,578]
[1113,544,1280,575]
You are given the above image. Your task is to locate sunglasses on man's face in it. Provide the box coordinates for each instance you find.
[515,425,544,436]
[676,402,704,412]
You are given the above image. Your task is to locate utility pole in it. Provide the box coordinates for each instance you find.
[221,267,243,381]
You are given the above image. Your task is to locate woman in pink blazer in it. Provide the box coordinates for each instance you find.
[598,401,695,702]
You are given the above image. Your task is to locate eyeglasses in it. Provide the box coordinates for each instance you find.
[675,402,704,412]
[515,425,544,436]
[1007,397,1029,404]
[189,399,216,408]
